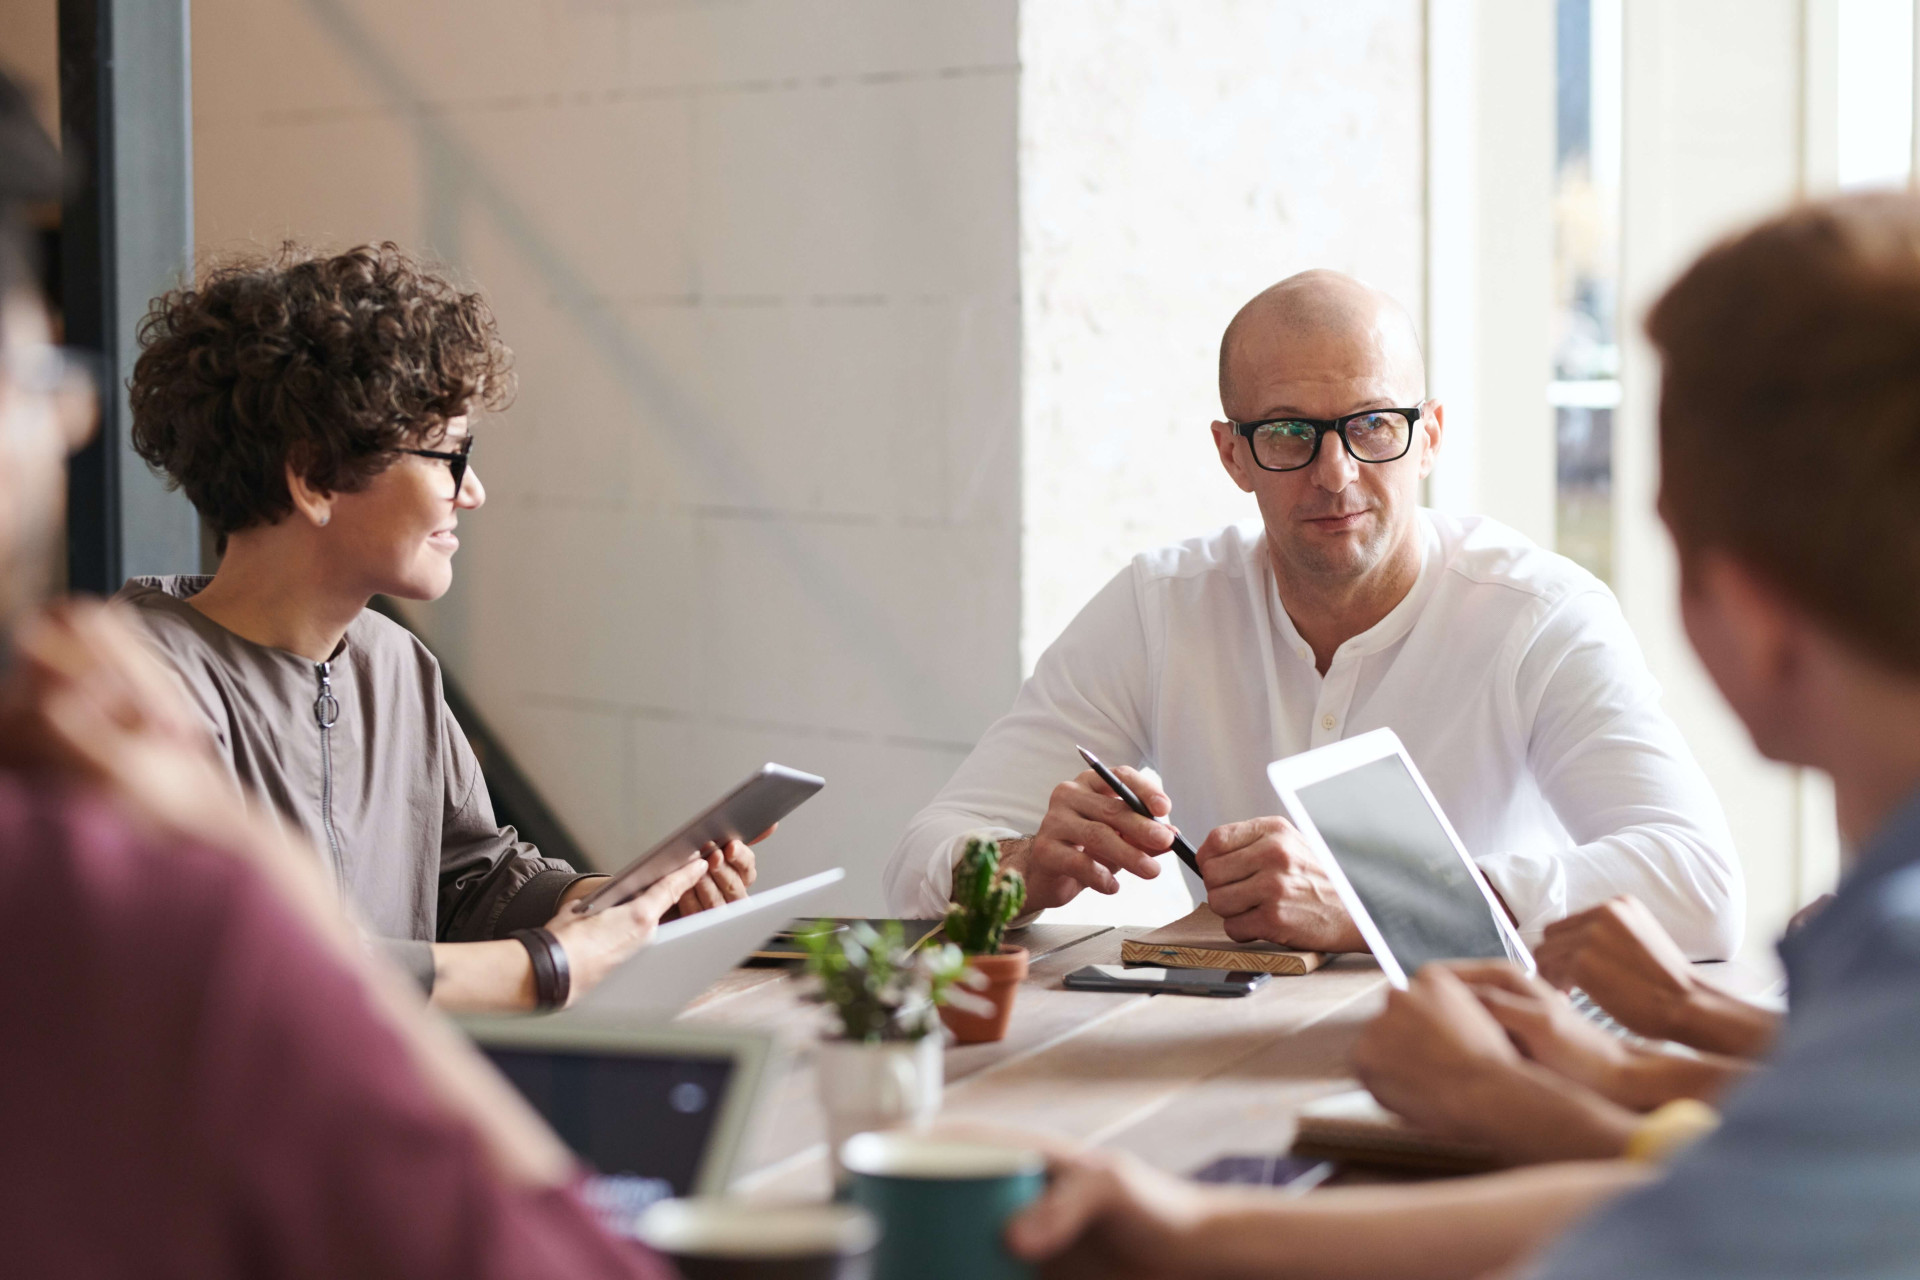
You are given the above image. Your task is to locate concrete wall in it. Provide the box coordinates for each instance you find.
[191,0,1023,913]
[1019,0,1426,668]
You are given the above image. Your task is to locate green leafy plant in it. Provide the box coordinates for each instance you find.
[798,920,969,1042]
[944,837,1027,956]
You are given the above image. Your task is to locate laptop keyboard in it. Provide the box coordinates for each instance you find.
[1568,987,1637,1041]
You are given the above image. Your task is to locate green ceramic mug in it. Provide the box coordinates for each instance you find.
[634,1198,878,1280]
[840,1133,1047,1280]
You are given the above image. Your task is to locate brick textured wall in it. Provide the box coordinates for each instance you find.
[192,0,1022,912]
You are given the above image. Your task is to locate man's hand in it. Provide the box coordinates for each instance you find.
[1532,896,1701,1040]
[1000,766,1178,912]
[1005,1146,1207,1278]
[1351,966,1524,1136]
[1352,964,1641,1164]
[1193,815,1365,950]
[1443,960,1634,1103]
[545,857,711,1003]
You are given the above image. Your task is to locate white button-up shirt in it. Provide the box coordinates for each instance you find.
[885,511,1744,959]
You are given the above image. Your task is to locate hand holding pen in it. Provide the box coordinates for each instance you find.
[1002,744,1197,913]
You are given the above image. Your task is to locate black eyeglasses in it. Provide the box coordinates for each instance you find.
[399,437,474,501]
[1231,406,1422,473]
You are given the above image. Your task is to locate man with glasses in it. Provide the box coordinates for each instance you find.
[886,270,1741,958]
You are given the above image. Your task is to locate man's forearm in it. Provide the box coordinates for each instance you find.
[1455,1062,1642,1165]
[1612,1045,1753,1111]
[1674,983,1779,1058]
[1182,1160,1651,1280]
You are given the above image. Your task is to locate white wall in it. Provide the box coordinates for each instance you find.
[1018,0,1426,669]
[191,0,1024,913]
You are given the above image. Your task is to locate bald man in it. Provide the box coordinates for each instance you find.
[885,272,1742,958]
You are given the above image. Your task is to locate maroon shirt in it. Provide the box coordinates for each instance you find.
[0,772,674,1280]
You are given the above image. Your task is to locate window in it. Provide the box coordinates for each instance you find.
[1551,0,1623,583]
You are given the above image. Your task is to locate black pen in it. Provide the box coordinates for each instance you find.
[1074,745,1202,876]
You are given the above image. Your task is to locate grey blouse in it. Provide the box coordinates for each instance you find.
[114,576,591,991]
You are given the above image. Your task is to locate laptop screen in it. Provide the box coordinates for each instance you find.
[485,1046,737,1207]
[1294,754,1512,974]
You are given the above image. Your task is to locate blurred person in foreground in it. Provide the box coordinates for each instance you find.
[110,244,759,1012]
[886,269,1741,963]
[0,70,687,1278]
[1008,192,1920,1278]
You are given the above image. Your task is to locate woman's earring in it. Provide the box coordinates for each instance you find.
[318,514,330,527]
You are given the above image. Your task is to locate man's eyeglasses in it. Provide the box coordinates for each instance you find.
[1231,406,1422,473]
[399,436,474,501]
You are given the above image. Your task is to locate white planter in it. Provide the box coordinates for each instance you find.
[815,1036,944,1188]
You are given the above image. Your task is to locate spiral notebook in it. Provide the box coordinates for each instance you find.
[1120,904,1328,976]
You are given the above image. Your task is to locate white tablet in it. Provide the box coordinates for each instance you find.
[570,867,845,1018]
[1265,728,1530,988]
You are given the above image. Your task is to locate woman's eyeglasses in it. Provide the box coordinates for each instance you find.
[399,437,474,501]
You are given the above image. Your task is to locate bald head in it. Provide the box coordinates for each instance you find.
[1218,270,1425,418]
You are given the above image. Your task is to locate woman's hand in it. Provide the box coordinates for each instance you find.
[672,838,758,918]
[545,856,712,1002]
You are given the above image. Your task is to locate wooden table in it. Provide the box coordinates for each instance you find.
[678,923,1393,1200]
[679,922,1782,1200]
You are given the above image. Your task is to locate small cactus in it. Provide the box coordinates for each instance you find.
[944,837,1027,956]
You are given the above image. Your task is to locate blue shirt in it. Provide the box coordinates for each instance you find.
[1532,789,1920,1278]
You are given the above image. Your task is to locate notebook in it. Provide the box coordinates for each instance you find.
[1289,1088,1499,1172]
[1120,904,1327,976]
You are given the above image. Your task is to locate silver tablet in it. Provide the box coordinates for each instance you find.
[583,763,825,916]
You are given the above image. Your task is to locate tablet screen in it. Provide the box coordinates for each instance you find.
[1294,754,1511,973]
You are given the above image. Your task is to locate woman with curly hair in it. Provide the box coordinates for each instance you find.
[113,244,756,1013]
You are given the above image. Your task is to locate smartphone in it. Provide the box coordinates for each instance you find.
[580,764,825,916]
[1063,964,1269,997]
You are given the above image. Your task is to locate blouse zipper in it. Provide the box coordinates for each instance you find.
[313,661,345,892]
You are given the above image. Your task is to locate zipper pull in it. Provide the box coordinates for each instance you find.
[313,661,339,730]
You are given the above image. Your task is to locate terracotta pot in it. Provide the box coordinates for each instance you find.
[939,945,1029,1044]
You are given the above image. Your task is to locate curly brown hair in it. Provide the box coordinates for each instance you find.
[130,243,513,545]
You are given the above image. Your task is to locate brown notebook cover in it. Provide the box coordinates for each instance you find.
[1120,904,1328,976]
[1289,1089,1499,1172]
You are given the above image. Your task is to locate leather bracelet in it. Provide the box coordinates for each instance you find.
[511,927,571,1010]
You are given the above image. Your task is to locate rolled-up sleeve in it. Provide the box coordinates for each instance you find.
[435,705,596,945]
[1479,588,1744,958]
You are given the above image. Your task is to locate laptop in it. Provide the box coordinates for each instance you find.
[464,1018,778,1227]
[571,867,845,1018]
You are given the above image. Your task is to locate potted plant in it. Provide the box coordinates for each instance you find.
[937,837,1029,1044]
[798,919,969,1185]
